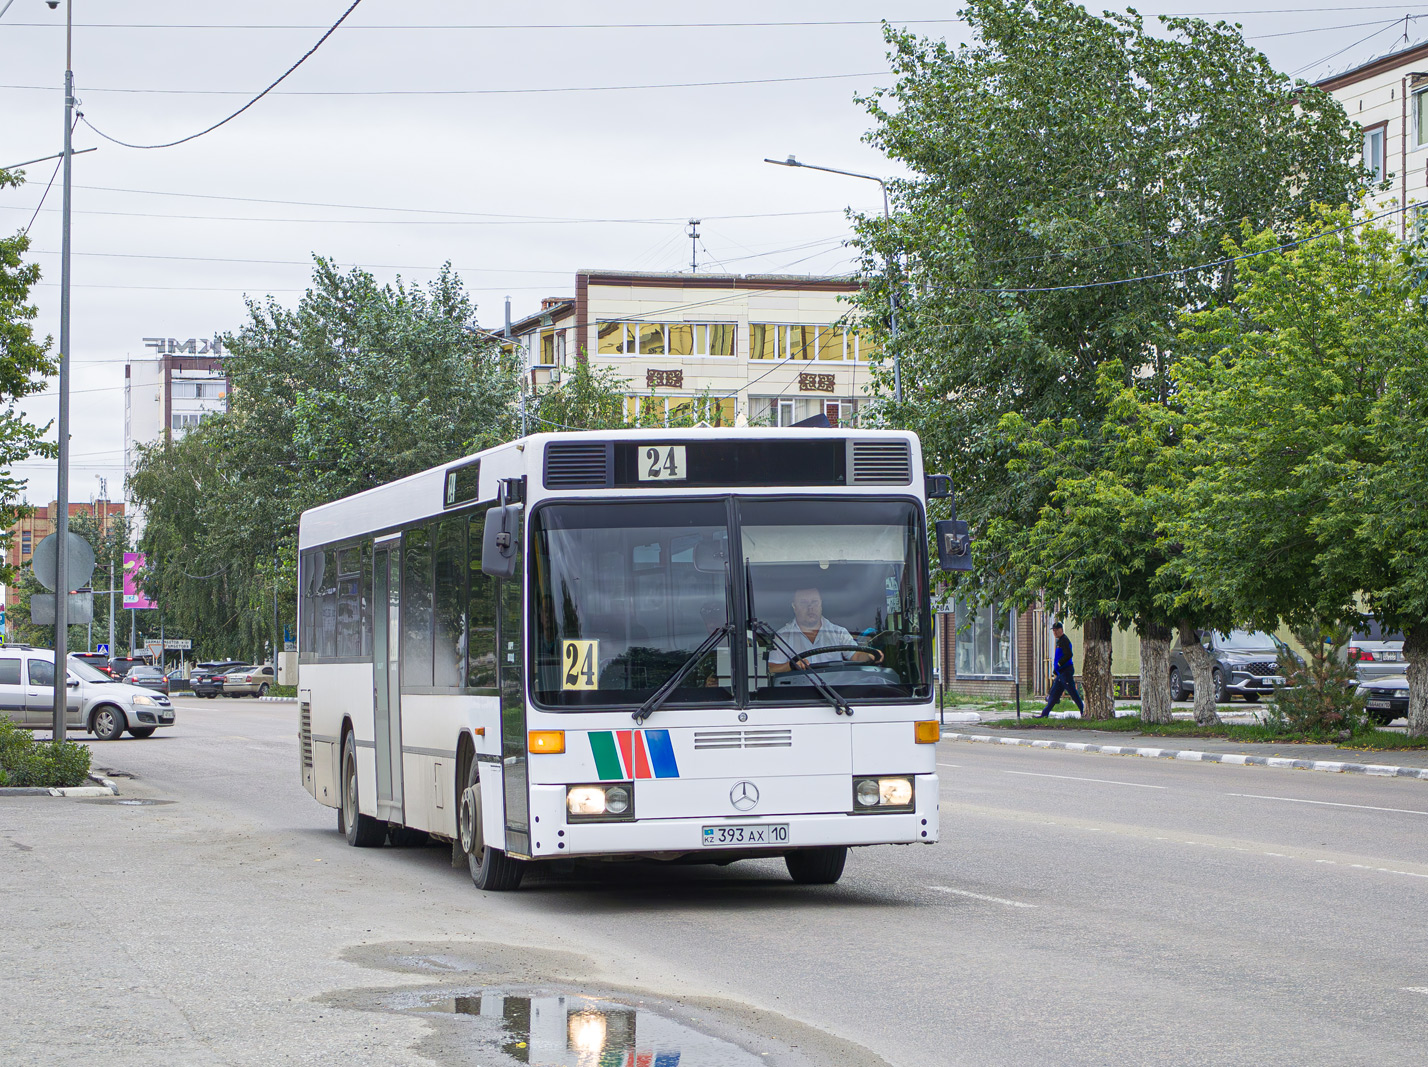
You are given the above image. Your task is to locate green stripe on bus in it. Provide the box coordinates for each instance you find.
[589,731,623,781]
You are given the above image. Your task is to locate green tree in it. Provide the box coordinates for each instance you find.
[1177,211,1428,736]
[0,168,60,586]
[129,258,518,660]
[850,0,1367,716]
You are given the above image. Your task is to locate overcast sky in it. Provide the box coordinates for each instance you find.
[1,0,1418,505]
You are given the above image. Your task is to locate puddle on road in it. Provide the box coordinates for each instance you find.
[407,988,763,1066]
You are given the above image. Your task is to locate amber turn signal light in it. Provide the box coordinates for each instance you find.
[528,730,565,754]
[914,720,940,744]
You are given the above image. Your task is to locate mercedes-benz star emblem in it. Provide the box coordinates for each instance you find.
[729,780,760,811]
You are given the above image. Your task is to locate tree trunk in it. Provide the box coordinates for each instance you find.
[1406,621,1428,739]
[1177,618,1222,726]
[1138,619,1173,725]
[1081,615,1114,720]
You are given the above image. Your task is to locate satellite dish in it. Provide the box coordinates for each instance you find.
[30,532,96,592]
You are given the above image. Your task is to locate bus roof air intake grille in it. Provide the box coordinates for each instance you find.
[544,441,613,489]
[848,440,912,485]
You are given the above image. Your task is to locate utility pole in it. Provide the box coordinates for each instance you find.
[51,0,75,740]
[687,219,701,273]
[763,156,902,403]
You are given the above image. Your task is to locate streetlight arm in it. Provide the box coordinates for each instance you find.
[763,156,889,216]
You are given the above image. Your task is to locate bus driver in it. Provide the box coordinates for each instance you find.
[767,586,877,674]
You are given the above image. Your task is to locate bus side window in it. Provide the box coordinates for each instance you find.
[403,527,434,688]
[433,517,467,688]
[467,510,498,689]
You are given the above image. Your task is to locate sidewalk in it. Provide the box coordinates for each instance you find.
[937,707,1428,779]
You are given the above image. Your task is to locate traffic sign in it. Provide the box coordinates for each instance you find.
[162,639,191,650]
[96,643,110,655]
[31,532,96,592]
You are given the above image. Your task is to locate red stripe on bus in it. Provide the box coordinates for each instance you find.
[616,730,634,779]
[633,732,653,779]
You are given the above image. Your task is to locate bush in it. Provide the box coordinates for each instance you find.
[0,717,93,788]
[1266,625,1368,736]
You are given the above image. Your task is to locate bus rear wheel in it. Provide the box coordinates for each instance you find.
[458,759,524,891]
[340,733,387,848]
[785,846,847,885]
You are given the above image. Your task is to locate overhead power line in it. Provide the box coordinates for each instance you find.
[78,0,366,150]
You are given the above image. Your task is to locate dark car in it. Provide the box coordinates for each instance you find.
[1357,674,1409,725]
[1168,629,1286,704]
[123,665,170,694]
[71,652,115,677]
[108,655,152,678]
[191,660,249,699]
[166,668,191,692]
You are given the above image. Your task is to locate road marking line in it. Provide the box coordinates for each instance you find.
[928,885,1036,908]
[1403,988,1428,995]
[936,763,963,769]
[1004,770,1166,789]
[1227,793,1428,817]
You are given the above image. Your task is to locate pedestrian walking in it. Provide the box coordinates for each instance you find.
[1038,621,1084,717]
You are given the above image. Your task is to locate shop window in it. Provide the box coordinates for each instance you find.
[954,600,1014,678]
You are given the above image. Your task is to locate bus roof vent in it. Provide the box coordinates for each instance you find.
[848,439,912,485]
[544,441,613,489]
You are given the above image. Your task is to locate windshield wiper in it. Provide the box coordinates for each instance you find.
[632,622,733,725]
[749,617,853,717]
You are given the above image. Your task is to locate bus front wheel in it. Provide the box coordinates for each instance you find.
[785,846,847,885]
[458,759,525,891]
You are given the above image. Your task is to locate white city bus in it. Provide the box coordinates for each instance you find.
[297,428,968,890]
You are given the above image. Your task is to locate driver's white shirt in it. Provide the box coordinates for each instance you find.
[767,617,856,666]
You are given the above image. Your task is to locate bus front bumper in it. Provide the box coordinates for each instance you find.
[526,773,939,859]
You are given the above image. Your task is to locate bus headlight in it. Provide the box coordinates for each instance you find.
[852,776,914,812]
[566,783,636,821]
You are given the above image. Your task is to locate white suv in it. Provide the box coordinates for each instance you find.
[0,646,176,740]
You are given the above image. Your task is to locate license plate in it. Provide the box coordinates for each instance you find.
[702,823,789,847]
[1367,700,1393,709]
[1259,677,1284,686]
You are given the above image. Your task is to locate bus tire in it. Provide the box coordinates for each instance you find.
[458,759,524,891]
[785,846,847,885]
[340,732,386,848]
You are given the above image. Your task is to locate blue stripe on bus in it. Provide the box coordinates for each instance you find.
[645,729,679,778]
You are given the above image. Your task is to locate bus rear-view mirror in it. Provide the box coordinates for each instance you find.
[481,505,519,579]
[935,519,972,572]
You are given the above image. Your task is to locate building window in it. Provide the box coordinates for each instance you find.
[953,600,1014,678]
[1416,92,1428,148]
[171,412,205,432]
[539,328,565,366]
[750,324,875,361]
[597,322,735,357]
[1364,125,1386,181]
[21,531,31,555]
[625,394,735,426]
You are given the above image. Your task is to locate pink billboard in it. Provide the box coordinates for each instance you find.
[122,552,157,609]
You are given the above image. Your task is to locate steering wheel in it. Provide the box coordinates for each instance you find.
[787,644,883,669]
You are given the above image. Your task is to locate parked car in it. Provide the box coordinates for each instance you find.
[0,646,175,739]
[1357,674,1409,725]
[1168,629,1286,704]
[1346,621,1406,685]
[190,660,248,699]
[108,655,152,678]
[122,665,170,694]
[222,664,275,698]
[165,668,191,692]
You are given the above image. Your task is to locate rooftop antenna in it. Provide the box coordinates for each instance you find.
[687,218,701,273]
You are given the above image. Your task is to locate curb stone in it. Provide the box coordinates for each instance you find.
[0,774,119,798]
[945,732,1428,780]
[258,696,296,703]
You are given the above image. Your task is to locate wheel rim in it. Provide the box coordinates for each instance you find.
[1170,669,1179,693]
[342,749,357,831]
[459,782,484,866]
[96,709,116,735]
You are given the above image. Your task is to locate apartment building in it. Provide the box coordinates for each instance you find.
[503,271,876,427]
[1317,38,1428,236]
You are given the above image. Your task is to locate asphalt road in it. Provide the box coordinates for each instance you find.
[3,695,1427,1066]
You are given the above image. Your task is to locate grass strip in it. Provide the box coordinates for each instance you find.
[977,714,1428,750]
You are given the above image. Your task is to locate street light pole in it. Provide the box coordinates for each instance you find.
[51,0,74,739]
[764,155,901,403]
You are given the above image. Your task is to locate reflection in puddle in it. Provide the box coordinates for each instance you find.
[421,991,763,1066]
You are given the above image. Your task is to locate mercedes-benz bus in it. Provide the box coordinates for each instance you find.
[297,428,967,890]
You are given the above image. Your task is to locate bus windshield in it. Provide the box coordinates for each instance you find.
[530,497,930,709]
[742,498,928,702]
[531,501,735,708]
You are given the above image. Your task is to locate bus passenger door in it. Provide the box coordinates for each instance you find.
[499,524,529,856]
[372,541,404,823]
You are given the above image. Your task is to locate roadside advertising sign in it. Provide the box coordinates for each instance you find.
[123,552,157,609]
